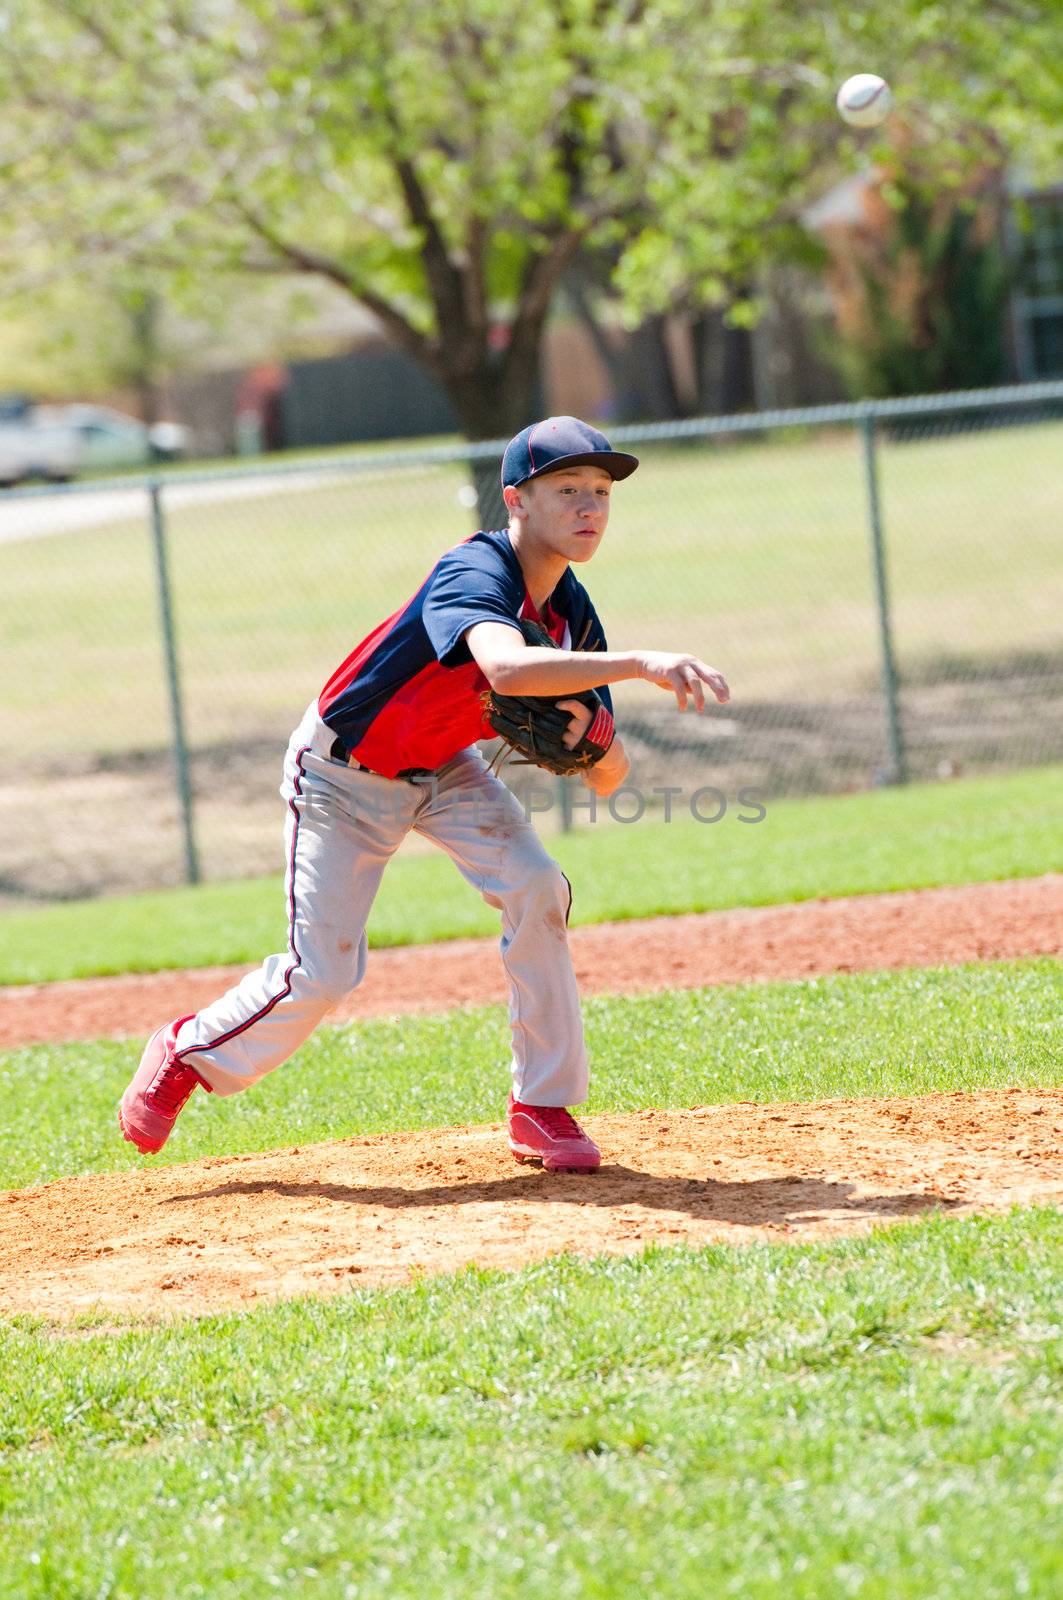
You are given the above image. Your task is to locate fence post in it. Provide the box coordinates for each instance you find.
[860,412,907,786]
[556,774,574,833]
[149,481,200,884]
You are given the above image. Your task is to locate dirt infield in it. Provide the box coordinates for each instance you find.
[2,1090,1061,1321]
[2,876,1059,1323]
[2,874,1061,1051]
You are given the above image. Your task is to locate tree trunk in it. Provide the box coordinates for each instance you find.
[692,297,756,415]
[446,368,514,530]
[468,453,508,531]
[639,314,687,420]
[719,315,755,415]
[125,290,162,427]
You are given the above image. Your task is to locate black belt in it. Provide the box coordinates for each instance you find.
[329,738,435,783]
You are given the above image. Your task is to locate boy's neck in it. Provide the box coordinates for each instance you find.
[507,524,568,612]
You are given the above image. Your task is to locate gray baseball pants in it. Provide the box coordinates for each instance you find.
[175,701,589,1107]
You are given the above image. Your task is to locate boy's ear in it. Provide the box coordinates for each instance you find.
[504,482,530,516]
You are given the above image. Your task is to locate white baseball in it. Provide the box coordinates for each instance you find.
[836,74,893,129]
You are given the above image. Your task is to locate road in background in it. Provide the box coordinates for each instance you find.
[0,469,351,545]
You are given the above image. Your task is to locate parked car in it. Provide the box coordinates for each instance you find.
[37,404,191,470]
[0,415,82,487]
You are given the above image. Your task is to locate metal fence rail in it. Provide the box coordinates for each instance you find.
[2,380,1061,904]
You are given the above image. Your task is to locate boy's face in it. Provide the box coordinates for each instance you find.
[507,464,613,563]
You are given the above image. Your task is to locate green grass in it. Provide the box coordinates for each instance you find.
[2,1210,1061,1599]
[1,959,1058,1191]
[3,421,1061,758]
[1,765,1058,984]
[2,935,1060,1593]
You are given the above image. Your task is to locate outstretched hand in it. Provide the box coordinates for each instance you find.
[636,652,730,710]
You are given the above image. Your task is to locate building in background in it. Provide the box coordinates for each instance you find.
[1008,183,1063,381]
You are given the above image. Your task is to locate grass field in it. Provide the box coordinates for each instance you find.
[1,955,1062,1598]
[1,957,1059,1190]
[2,740,1060,1594]
[1,764,1059,984]
[3,1211,1061,1600]
[3,420,1060,759]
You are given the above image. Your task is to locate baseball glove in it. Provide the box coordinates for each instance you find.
[481,618,615,776]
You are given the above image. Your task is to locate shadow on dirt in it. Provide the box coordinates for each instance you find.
[164,1168,960,1228]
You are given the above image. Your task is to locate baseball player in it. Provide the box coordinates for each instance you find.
[119,416,730,1172]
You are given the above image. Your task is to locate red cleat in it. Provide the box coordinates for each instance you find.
[118,1016,210,1154]
[507,1094,601,1172]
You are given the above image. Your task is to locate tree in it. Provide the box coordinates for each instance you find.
[1,1,1059,514]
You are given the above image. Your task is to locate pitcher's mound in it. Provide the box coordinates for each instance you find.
[2,1088,1061,1323]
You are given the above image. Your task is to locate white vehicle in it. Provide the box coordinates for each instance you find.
[40,404,190,470]
[0,417,82,488]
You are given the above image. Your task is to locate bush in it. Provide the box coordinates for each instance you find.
[828,176,1010,400]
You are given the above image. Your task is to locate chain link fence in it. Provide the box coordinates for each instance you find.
[2,382,1061,906]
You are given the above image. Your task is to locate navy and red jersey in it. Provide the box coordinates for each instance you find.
[318,528,612,778]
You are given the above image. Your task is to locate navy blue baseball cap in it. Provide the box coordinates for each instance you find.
[501,415,639,489]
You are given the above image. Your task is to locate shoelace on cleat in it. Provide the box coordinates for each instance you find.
[147,1058,198,1116]
[520,1104,584,1140]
